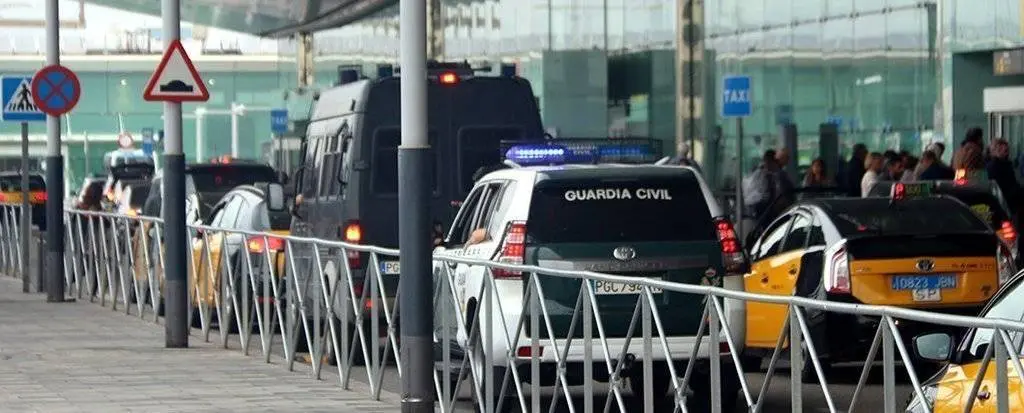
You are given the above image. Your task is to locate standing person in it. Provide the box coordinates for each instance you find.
[861,152,884,197]
[803,158,833,187]
[901,155,920,182]
[670,141,703,172]
[844,144,868,197]
[953,128,985,170]
[987,138,1021,208]
[743,150,791,223]
[917,150,955,180]
[879,156,905,182]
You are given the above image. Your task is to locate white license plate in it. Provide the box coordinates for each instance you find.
[380,261,401,275]
[912,288,941,302]
[593,279,663,295]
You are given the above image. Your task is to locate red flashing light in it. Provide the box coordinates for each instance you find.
[954,169,968,185]
[439,72,458,85]
[892,182,905,200]
[247,236,285,254]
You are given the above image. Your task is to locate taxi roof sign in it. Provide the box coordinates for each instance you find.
[891,182,931,200]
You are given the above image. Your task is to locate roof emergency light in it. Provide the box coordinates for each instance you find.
[439,72,459,85]
[504,144,568,165]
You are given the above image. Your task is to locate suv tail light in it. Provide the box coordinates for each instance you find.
[998,221,1017,248]
[248,236,285,254]
[826,244,851,294]
[492,221,527,279]
[713,217,746,273]
[342,220,362,269]
[998,241,1015,285]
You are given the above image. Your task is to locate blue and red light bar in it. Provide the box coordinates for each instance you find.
[504,143,657,165]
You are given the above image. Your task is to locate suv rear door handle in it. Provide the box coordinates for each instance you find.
[788,266,798,275]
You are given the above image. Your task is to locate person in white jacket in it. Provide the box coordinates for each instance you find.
[860,152,884,197]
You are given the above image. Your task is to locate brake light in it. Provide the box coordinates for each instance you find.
[30,191,46,204]
[439,72,458,84]
[343,220,362,269]
[999,221,1017,243]
[826,245,851,294]
[248,236,285,254]
[492,221,527,279]
[713,217,746,273]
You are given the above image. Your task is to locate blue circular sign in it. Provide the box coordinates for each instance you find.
[31,65,81,116]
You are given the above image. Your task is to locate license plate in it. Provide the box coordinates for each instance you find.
[890,274,957,290]
[380,261,401,275]
[911,288,942,302]
[593,279,663,295]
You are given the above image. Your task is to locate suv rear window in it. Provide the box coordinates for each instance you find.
[189,165,277,193]
[828,198,989,236]
[0,175,45,191]
[526,176,716,243]
[457,126,524,192]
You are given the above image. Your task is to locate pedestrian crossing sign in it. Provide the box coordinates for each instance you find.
[1,75,45,122]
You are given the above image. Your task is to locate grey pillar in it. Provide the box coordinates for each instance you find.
[162,0,189,349]
[819,123,840,181]
[297,33,314,88]
[398,0,433,410]
[426,0,444,60]
[44,0,66,303]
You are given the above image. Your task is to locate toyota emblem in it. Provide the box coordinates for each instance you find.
[916,259,935,272]
[613,246,637,261]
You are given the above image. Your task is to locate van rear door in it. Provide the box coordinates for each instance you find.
[524,174,722,339]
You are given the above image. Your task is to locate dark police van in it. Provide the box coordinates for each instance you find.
[287,62,543,353]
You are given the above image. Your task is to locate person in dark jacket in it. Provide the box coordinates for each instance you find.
[917,150,955,180]
[844,143,868,197]
[987,138,1021,207]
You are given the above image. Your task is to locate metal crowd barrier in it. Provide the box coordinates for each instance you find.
[7,207,1023,413]
[0,204,23,280]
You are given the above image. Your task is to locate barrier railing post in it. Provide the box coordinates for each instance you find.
[882,316,896,413]
[789,305,803,413]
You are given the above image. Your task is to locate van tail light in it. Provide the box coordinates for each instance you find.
[998,241,1015,285]
[826,244,851,294]
[713,217,747,273]
[30,191,46,204]
[342,220,362,269]
[492,221,527,279]
[248,236,285,254]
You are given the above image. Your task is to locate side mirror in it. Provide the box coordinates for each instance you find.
[266,183,286,211]
[913,332,954,362]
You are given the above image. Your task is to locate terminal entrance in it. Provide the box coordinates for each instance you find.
[989,111,1024,150]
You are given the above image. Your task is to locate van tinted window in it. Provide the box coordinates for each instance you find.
[0,175,45,191]
[372,129,437,194]
[827,198,989,236]
[458,126,524,192]
[526,176,716,243]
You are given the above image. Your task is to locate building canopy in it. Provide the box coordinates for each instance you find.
[86,0,397,37]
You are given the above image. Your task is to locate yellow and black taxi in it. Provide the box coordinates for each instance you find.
[869,180,1018,263]
[0,171,47,230]
[906,269,1024,412]
[744,182,1016,376]
[187,183,289,327]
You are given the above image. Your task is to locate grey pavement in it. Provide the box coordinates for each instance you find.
[0,276,402,413]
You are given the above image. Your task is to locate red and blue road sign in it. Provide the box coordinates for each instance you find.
[31,64,81,117]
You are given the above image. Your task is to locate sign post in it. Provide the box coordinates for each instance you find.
[33,14,82,302]
[143,0,210,348]
[270,109,288,169]
[1,75,46,293]
[721,75,752,242]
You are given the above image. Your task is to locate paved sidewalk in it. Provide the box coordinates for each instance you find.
[0,277,402,412]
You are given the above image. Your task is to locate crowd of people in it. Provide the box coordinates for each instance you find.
[742,126,1023,226]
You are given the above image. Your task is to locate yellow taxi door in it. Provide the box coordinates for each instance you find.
[932,362,1024,412]
[191,231,225,307]
[745,215,795,349]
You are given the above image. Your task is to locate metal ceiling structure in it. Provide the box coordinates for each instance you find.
[84,0,398,37]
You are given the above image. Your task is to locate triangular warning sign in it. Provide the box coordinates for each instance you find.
[143,39,210,102]
[4,79,39,113]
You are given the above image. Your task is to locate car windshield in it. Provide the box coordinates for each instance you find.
[827,198,989,236]
[526,175,716,243]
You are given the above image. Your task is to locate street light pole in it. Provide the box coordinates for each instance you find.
[398,0,433,410]
[161,0,188,348]
[44,0,66,303]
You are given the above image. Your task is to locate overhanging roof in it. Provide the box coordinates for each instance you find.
[85,0,398,37]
